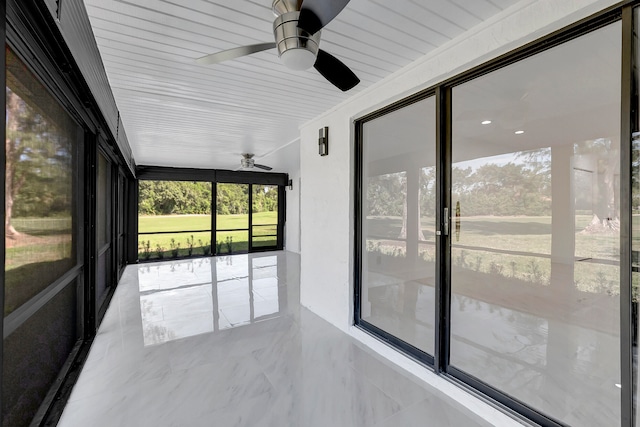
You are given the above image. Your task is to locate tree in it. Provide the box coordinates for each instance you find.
[138,180,212,215]
[5,87,74,238]
[575,138,620,233]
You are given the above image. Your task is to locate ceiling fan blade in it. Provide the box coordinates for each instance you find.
[196,43,276,65]
[313,49,359,92]
[254,164,273,171]
[298,0,351,34]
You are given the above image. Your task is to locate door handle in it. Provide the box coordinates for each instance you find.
[444,207,449,236]
[455,201,461,242]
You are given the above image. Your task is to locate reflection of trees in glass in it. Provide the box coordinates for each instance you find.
[4,49,78,316]
[420,167,436,217]
[633,137,640,213]
[5,88,73,238]
[368,169,433,241]
[453,148,552,217]
[366,172,405,217]
[574,138,620,233]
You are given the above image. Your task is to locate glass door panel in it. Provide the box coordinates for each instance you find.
[450,22,621,426]
[359,97,437,355]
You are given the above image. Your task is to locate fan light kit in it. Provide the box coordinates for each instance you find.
[196,0,359,92]
[240,153,273,171]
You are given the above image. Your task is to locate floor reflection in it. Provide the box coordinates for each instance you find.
[364,258,620,427]
[137,254,284,345]
[60,251,503,427]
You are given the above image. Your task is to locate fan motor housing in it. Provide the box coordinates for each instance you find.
[272,0,300,15]
[273,11,320,71]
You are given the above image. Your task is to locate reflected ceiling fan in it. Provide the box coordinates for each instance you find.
[240,153,273,171]
[196,0,359,92]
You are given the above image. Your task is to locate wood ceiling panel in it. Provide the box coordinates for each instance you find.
[83,0,522,170]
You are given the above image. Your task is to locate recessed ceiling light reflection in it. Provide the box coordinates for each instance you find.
[481,120,492,125]
[515,130,525,135]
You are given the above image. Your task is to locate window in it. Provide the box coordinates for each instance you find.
[3,46,82,426]
[216,183,249,254]
[138,180,212,260]
[252,185,279,249]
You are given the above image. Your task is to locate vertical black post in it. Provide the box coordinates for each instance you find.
[84,133,97,338]
[621,5,635,427]
[353,119,363,326]
[277,184,286,250]
[0,0,7,416]
[434,86,452,374]
[212,182,217,255]
[126,177,138,264]
[110,161,117,291]
[248,184,253,253]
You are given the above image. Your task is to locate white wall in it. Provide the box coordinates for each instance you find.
[299,0,619,332]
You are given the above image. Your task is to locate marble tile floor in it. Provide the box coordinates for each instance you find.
[58,251,506,427]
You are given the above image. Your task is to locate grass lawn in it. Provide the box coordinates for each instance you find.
[5,217,74,315]
[138,211,278,259]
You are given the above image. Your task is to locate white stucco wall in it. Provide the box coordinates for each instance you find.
[299,0,619,332]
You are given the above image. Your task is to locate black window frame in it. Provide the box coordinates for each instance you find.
[135,166,288,261]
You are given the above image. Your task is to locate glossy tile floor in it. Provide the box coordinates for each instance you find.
[58,252,498,427]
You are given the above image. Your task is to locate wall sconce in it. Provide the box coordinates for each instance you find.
[318,126,329,156]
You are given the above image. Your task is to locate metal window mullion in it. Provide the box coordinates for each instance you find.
[435,85,452,373]
[248,185,254,252]
[621,5,635,427]
[212,182,217,255]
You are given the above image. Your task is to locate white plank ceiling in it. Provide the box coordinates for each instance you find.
[82,0,521,172]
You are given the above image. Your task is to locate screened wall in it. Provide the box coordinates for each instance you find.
[1,0,136,425]
[135,171,286,260]
[3,46,83,426]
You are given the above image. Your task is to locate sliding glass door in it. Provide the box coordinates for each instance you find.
[356,16,626,427]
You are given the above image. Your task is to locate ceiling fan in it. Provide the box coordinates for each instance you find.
[240,153,273,171]
[196,0,359,92]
